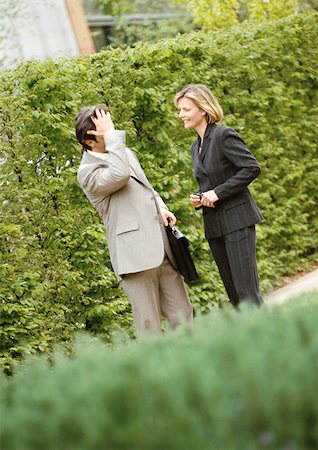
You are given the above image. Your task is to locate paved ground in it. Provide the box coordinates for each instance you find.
[265,268,318,305]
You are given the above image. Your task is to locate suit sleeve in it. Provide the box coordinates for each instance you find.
[77,130,130,196]
[152,190,168,210]
[213,128,261,201]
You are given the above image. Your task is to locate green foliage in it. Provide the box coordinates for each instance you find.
[0,11,317,370]
[174,0,240,29]
[174,0,311,29]
[1,291,318,449]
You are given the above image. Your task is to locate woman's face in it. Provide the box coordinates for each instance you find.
[177,97,206,131]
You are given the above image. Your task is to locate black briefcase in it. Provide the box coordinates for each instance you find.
[165,222,199,284]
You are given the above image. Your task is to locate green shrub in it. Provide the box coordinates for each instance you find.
[1,291,318,449]
[0,11,317,369]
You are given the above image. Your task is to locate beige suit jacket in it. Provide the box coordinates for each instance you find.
[77,130,176,280]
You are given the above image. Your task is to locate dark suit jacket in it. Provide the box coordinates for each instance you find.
[190,123,262,239]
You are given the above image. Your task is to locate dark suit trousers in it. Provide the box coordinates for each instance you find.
[208,226,263,307]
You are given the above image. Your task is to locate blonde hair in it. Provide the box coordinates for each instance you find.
[174,84,223,123]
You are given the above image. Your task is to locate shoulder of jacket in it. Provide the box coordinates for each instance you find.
[215,124,234,134]
[214,124,240,139]
[77,162,92,181]
[77,156,106,179]
[126,146,136,157]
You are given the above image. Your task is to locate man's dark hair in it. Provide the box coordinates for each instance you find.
[75,104,108,151]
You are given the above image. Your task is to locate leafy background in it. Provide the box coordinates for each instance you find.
[0,11,317,371]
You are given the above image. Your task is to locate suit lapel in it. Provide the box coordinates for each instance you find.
[192,123,218,177]
[199,123,218,171]
[192,138,208,176]
[126,149,152,188]
[199,137,211,165]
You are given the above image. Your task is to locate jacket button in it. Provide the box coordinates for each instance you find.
[154,216,158,221]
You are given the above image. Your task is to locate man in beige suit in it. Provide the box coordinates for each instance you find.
[76,106,192,335]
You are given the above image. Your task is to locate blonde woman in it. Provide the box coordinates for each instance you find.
[175,84,263,307]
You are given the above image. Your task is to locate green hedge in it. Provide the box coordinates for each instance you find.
[0,11,317,370]
[1,291,318,449]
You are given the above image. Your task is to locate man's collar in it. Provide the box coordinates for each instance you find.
[87,149,108,160]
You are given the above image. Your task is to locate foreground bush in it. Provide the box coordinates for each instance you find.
[1,291,318,449]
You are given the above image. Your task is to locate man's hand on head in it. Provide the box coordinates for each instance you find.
[87,109,115,137]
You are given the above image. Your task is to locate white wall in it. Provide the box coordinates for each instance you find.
[0,0,79,69]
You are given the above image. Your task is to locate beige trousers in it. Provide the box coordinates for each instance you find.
[120,257,193,335]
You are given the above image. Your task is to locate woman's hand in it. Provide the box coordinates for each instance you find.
[189,193,202,208]
[201,190,219,208]
[87,109,114,136]
[160,208,177,227]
